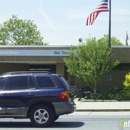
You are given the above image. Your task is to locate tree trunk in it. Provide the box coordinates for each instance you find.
[94,87,96,94]
[94,85,97,101]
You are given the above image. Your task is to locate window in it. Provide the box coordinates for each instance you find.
[10,76,35,90]
[113,63,130,70]
[36,76,55,88]
[0,78,7,91]
[10,76,28,90]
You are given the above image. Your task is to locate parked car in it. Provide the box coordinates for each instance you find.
[0,71,76,127]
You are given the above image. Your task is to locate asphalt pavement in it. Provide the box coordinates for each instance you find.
[74,98,130,111]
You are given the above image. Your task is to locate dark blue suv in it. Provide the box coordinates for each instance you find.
[0,71,76,127]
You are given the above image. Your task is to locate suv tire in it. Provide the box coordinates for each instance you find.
[30,105,54,127]
[54,115,59,121]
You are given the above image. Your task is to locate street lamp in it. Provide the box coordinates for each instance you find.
[78,38,83,42]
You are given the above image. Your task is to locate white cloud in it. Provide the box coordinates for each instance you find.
[66,9,88,20]
[57,24,83,30]
[112,8,130,15]
[38,0,57,31]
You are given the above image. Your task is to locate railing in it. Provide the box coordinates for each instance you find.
[70,85,91,101]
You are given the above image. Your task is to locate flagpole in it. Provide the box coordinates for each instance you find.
[126,31,128,46]
[108,0,111,48]
[107,0,111,92]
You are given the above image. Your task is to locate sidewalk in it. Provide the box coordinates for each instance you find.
[74,98,130,111]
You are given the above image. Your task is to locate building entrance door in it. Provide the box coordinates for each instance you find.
[29,64,56,73]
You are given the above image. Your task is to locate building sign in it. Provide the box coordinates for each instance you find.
[0,50,69,56]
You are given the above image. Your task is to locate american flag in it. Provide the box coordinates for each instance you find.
[86,0,109,26]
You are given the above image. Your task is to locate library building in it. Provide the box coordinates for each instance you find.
[0,45,130,92]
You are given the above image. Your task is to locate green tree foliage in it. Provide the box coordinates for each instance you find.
[123,72,130,88]
[64,37,120,92]
[0,15,47,45]
[98,34,123,46]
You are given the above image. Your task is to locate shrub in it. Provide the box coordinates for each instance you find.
[124,72,130,88]
[85,88,130,101]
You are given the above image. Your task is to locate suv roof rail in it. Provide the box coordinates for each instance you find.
[2,71,51,75]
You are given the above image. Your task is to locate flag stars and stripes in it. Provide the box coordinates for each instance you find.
[86,0,109,26]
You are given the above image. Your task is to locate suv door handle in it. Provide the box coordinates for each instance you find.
[28,93,34,96]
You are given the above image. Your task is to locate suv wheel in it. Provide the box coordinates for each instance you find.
[30,105,54,127]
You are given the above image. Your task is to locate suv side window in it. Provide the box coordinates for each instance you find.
[0,78,7,91]
[10,76,35,90]
[36,76,55,88]
[10,76,28,90]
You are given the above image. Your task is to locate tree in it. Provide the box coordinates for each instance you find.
[0,15,48,45]
[98,34,123,46]
[64,37,120,93]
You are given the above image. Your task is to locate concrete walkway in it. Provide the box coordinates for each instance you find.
[74,98,130,111]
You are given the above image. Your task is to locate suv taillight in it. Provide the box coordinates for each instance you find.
[60,91,69,100]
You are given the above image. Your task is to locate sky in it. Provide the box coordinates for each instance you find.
[0,0,130,45]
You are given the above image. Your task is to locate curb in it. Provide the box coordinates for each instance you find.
[75,109,130,112]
